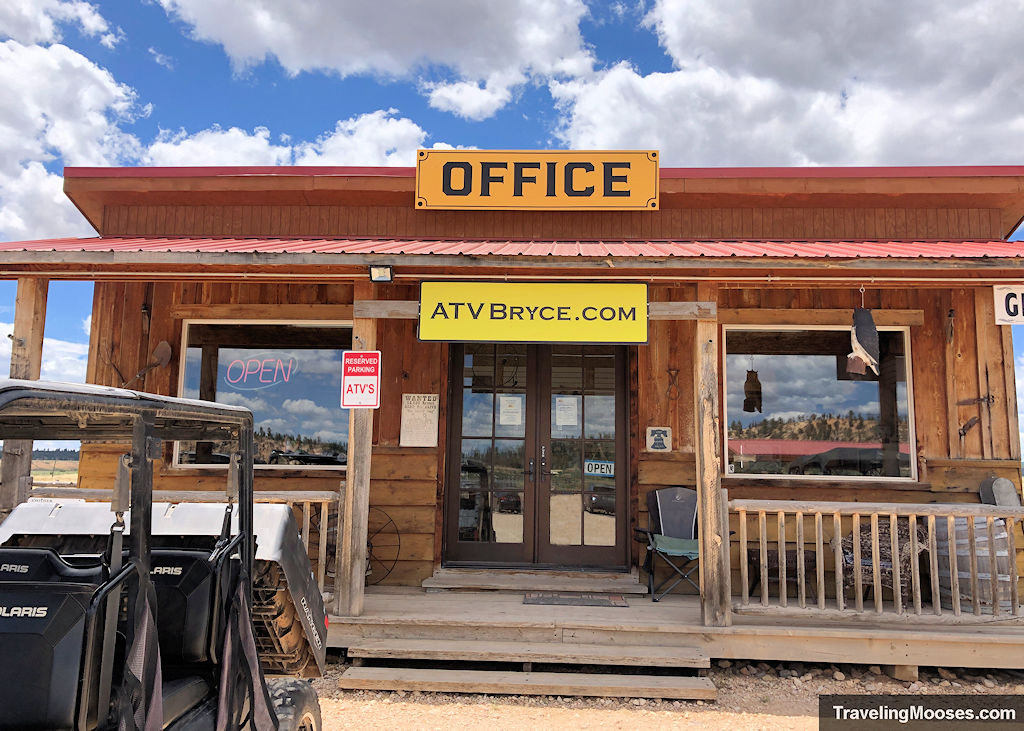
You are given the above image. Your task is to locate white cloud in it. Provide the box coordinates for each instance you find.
[256,417,293,433]
[0,321,88,382]
[0,40,141,240]
[148,47,174,70]
[0,162,96,240]
[294,110,433,165]
[426,75,518,122]
[312,429,348,444]
[553,0,1024,165]
[144,111,446,168]
[0,41,140,172]
[156,0,593,118]
[282,398,330,419]
[0,0,119,48]
[215,391,270,412]
[144,125,291,166]
[81,314,91,337]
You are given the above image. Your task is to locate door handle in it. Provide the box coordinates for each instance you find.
[525,459,535,479]
[540,455,551,477]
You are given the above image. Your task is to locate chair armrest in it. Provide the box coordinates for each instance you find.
[633,528,655,546]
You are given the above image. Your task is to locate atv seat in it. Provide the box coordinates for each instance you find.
[162,675,211,729]
[0,546,105,583]
[149,547,233,666]
[0,548,108,730]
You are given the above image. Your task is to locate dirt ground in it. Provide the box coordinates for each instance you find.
[311,659,1024,730]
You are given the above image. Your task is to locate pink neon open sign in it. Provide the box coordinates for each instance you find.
[224,357,296,390]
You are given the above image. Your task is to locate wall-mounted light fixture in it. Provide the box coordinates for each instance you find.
[369,265,393,283]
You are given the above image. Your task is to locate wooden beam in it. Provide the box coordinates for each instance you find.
[29,486,338,503]
[718,308,924,326]
[1000,326,1021,460]
[168,304,354,320]
[351,300,720,321]
[648,301,717,320]
[1,278,47,513]
[335,281,377,617]
[694,282,730,627]
[353,300,419,319]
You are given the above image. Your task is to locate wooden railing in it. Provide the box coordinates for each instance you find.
[27,486,339,592]
[729,498,1024,621]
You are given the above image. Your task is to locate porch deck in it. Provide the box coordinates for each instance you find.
[328,586,1024,670]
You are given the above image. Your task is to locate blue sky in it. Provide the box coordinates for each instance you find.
[0,1,1023,447]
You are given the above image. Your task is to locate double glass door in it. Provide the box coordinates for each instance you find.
[445,343,628,568]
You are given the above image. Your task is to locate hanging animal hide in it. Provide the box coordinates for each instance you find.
[848,307,880,376]
[743,369,762,413]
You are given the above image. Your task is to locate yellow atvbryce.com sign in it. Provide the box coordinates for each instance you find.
[418,282,648,343]
[415,150,659,211]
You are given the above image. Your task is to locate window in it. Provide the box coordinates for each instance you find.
[724,327,913,479]
[178,322,352,468]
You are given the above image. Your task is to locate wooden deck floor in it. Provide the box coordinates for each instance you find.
[328,587,1024,670]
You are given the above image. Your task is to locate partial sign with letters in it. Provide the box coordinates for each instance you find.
[415,150,659,211]
[994,285,1024,324]
[418,282,648,344]
[340,351,381,409]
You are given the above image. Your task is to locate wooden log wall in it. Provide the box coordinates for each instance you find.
[635,284,1022,595]
[79,277,1022,592]
[101,204,1005,241]
[81,280,442,586]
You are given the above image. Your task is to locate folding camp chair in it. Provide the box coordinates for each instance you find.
[635,487,700,602]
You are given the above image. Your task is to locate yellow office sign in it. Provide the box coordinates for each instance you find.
[415,150,659,211]
[418,282,648,344]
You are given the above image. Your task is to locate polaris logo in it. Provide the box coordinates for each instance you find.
[0,606,47,618]
[299,597,323,650]
[0,564,29,574]
[151,566,182,576]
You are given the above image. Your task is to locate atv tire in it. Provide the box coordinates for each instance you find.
[268,678,322,731]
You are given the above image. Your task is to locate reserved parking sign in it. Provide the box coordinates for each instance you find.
[341,351,381,408]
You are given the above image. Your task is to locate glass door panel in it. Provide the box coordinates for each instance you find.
[537,346,626,567]
[446,343,626,568]
[447,343,531,562]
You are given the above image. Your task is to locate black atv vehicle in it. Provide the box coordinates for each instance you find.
[0,380,327,729]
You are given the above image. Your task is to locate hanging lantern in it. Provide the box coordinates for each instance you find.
[847,307,880,376]
[743,369,762,413]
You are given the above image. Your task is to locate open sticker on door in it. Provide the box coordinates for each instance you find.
[584,460,615,477]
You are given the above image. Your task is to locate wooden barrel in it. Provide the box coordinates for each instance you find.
[934,517,1014,613]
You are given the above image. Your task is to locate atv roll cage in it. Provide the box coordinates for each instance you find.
[0,379,292,730]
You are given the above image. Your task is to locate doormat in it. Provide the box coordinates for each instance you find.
[523,592,628,607]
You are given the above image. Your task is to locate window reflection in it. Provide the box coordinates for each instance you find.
[725,329,912,478]
[459,344,527,544]
[180,324,351,467]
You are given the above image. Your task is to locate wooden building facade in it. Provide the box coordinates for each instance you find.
[4,163,1024,681]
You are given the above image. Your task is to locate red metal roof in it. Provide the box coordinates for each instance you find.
[0,236,1022,259]
[728,439,911,457]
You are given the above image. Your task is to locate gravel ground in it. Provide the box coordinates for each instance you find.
[310,659,1024,730]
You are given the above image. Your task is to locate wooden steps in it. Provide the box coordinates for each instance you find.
[346,638,710,668]
[338,667,717,700]
[338,637,714,700]
[421,568,647,594]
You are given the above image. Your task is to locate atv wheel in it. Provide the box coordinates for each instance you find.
[268,678,322,731]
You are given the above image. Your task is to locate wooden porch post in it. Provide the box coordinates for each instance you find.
[334,281,377,617]
[694,282,731,626]
[1,277,48,514]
